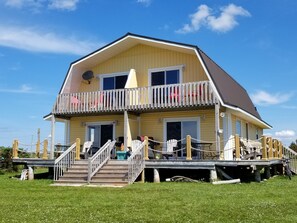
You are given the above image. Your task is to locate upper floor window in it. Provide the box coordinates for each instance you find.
[149,65,183,86]
[100,72,128,90]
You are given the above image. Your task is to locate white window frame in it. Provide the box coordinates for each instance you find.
[84,121,116,145]
[97,71,129,91]
[148,65,184,86]
[163,117,200,146]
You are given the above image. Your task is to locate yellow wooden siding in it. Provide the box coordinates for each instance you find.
[139,110,215,143]
[78,44,208,93]
[231,114,264,140]
[69,115,124,143]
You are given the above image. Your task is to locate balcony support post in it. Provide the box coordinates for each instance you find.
[215,100,221,159]
[50,114,56,159]
[124,110,128,151]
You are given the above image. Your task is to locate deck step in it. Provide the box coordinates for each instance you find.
[53,159,130,187]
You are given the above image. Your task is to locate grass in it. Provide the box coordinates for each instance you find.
[0,171,296,223]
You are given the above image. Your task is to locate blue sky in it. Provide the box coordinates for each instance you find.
[0,0,296,149]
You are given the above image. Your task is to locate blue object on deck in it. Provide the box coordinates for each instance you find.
[117,151,126,160]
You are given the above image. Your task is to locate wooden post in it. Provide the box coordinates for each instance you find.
[75,138,81,160]
[278,141,283,159]
[13,139,19,158]
[36,128,40,158]
[235,134,240,160]
[261,136,267,160]
[42,139,48,160]
[273,139,278,158]
[141,169,145,183]
[186,135,192,160]
[144,136,149,160]
[36,141,40,158]
[268,137,273,160]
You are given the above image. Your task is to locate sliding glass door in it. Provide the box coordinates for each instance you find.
[165,118,199,158]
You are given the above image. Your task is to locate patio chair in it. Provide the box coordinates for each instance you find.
[81,141,93,158]
[131,140,142,153]
[70,96,81,109]
[162,139,178,159]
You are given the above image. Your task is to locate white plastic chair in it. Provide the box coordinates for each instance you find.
[81,141,93,158]
[131,140,142,153]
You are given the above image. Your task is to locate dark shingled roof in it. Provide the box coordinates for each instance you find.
[197,49,262,120]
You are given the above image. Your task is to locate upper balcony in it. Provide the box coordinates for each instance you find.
[52,81,216,115]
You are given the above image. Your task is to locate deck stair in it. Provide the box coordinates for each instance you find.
[54,160,129,186]
[54,160,88,185]
[90,160,129,186]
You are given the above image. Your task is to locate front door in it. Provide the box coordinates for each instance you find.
[88,124,113,148]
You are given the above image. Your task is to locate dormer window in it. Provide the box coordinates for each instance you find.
[149,65,183,86]
[99,72,128,90]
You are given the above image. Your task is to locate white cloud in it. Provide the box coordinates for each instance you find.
[275,130,295,138]
[207,4,250,32]
[3,0,80,11]
[0,84,45,94]
[251,90,293,106]
[0,25,102,55]
[176,5,210,34]
[176,4,250,34]
[137,0,152,7]
[48,0,80,11]
[4,0,43,12]
[4,0,40,8]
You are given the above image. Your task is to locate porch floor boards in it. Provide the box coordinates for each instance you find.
[12,158,283,170]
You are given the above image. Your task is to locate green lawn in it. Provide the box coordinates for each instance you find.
[0,172,296,223]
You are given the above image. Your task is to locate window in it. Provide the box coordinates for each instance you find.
[245,123,249,140]
[236,120,241,137]
[100,73,128,90]
[164,118,200,157]
[256,128,259,140]
[149,66,182,86]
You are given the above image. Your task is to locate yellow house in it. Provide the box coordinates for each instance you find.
[45,33,271,161]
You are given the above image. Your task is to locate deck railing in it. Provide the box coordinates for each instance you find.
[53,142,76,181]
[283,146,297,174]
[87,140,116,183]
[53,81,215,114]
[127,141,146,184]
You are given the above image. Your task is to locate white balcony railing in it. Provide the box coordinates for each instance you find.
[53,81,215,115]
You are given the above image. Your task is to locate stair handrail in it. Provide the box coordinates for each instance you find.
[127,141,146,184]
[283,146,297,174]
[87,140,116,183]
[53,142,77,181]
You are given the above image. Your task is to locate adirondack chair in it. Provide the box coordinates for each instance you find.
[161,139,178,159]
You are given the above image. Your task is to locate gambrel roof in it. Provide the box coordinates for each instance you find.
[58,33,271,129]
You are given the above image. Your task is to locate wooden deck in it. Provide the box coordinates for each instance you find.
[145,159,282,170]
[12,158,55,168]
[12,157,282,170]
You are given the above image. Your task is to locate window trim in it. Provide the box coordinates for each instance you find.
[84,121,116,145]
[163,117,200,145]
[97,71,129,90]
[148,65,184,86]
